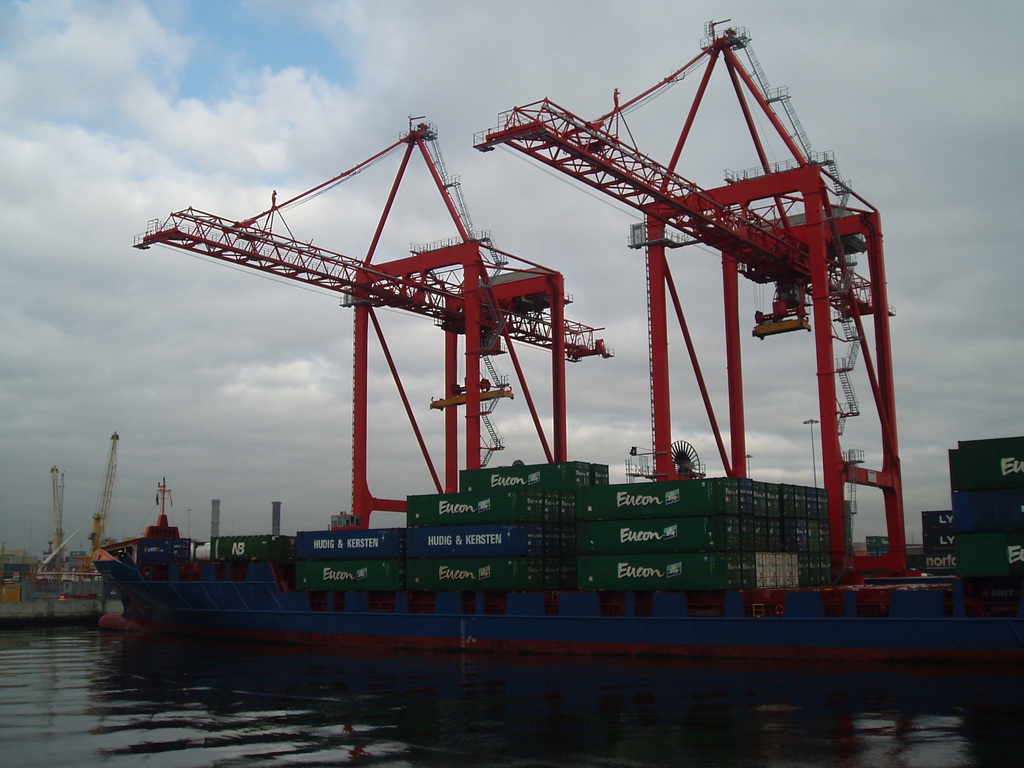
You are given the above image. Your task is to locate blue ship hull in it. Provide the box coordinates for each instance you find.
[94,556,1024,662]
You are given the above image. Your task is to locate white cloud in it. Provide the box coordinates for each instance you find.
[0,0,187,127]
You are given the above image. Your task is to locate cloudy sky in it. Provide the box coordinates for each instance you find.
[1,0,1021,556]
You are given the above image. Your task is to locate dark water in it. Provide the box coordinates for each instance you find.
[2,627,1023,767]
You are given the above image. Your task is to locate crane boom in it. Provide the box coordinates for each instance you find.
[135,208,607,361]
[90,432,118,551]
[49,466,64,573]
[475,99,810,283]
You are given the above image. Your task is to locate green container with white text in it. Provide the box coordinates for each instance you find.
[406,556,548,591]
[577,516,742,554]
[576,552,748,590]
[296,559,404,591]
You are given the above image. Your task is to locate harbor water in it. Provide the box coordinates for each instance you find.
[2,626,1022,767]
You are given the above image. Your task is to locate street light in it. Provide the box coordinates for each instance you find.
[803,419,820,487]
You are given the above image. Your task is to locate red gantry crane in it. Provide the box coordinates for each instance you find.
[475,22,904,579]
[135,122,611,526]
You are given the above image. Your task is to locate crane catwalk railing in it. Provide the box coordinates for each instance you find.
[135,209,607,361]
[479,354,509,466]
[476,100,811,282]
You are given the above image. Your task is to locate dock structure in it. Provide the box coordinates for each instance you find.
[0,597,122,628]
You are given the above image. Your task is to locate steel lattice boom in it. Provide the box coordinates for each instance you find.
[135,208,607,361]
[476,99,810,283]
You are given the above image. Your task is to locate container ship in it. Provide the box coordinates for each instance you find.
[94,23,1024,661]
[94,437,1024,662]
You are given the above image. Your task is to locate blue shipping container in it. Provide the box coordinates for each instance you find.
[137,537,191,564]
[295,528,405,561]
[952,488,1024,532]
[407,523,548,558]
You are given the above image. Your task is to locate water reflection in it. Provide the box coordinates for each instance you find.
[2,627,1023,767]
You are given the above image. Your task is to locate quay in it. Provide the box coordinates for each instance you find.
[0,596,122,628]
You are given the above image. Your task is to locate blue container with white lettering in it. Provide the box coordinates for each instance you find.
[295,528,405,561]
[407,523,548,558]
[952,488,1024,532]
[137,537,192,564]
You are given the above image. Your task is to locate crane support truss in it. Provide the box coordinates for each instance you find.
[476,25,904,577]
[136,124,611,525]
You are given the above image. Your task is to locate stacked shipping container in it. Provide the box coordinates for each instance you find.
[294,529,405,590]
[403,462,600,590]
[952,437,1024,578]
[135,537,192,564]
[576,478,828,590]
[202,463,830,594]
[921,510,956,574]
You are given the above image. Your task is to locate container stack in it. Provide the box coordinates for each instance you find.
[921,510,956,574]
[951,436,1024,578]
[781,484,831,586]
[576,478,829,590]
[136,536,192,564]
[403,461,605,591]
[204,466,832,595]
[295,529,405,591]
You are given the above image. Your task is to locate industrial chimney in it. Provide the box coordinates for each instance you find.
[272,501,282,536]
[211,499,221,538]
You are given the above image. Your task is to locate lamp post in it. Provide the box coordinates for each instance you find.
[802,419,820,487]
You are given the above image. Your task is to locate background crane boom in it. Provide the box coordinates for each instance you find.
[90,432,118,551]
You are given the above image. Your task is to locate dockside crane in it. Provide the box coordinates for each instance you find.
[135,122,611,525]
[48,466,64,573]
[89,432,118,551]
[476,22,904,578]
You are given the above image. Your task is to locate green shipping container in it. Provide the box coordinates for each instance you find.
[578,478,751,521]
[577,552,748,591]
[406,557,548,591]
[753,481,780,517]
[211,535,295,562]
[590,464,610,486]
[955,531,1024,577]
[866,535,889,555]
[807,520,831,553]
[578,516,742,554]
[949,436,1024,491]
[780,484,808,517]
[297,559,404,591]
[797,552,832,587]
[459,461,607,493]
[407,490,548,527]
